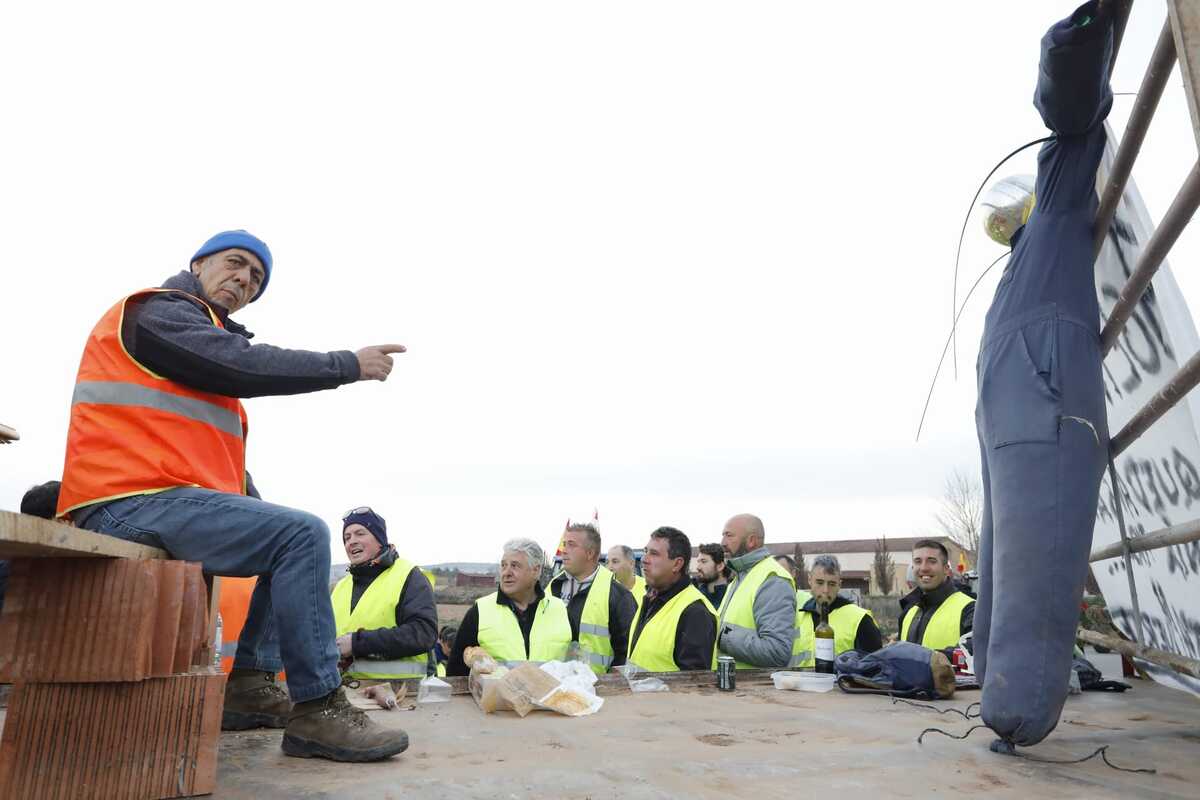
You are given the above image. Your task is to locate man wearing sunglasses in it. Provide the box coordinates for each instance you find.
[332,508,437,705]
[55,230,410,762]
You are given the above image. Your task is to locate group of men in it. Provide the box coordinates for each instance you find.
[40,225,980,766]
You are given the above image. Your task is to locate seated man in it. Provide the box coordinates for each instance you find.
[331,508,437,686]
[548,523,637,675]
[717,514,796,669]
[626,527,717,672]
[899,540,974,654]
[693,543,730,608]
[446,538,570,675]
[58,230,409,762]
[607,544,646,604]
[791,555,882,668]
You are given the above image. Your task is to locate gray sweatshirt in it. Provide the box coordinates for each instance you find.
[717,547,796,668]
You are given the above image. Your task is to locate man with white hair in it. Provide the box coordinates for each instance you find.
[445,538,571,675]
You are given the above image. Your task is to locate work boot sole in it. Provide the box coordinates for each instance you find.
[222,710,289,731]
[281,731,410,762]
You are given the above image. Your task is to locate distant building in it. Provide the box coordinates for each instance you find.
[764,536,967,596]
[454,571,496,589]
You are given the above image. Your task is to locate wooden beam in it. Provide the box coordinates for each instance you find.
[1168,0,1200,151]
[0,510,166,559]
[390,668,780,698]
[0,423,17,444]
[1077,628,1200,679]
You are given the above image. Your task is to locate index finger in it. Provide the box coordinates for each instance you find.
[375,344,407,354]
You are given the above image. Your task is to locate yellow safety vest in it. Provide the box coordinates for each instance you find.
[332,558,427,680]
[627,585,717,672]
[631,575,646,606]
[476,592,572,666]
[791,602,873,669]
[578,567,617,675]
[900,591,974,651]
[717,555,796,669]
[796,589,812,608]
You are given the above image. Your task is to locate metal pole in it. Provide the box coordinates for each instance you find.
[1101,161,1200,355]
[1093,19,1178,258]
[1076,628,1200,679]
[1106,459,1144,643]
[1111,345,1200,455]
[1091,515,1200,561]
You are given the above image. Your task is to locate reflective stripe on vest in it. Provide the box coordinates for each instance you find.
[717,555,796,669]
[578,567,616,675]
[476,592,572,666]
[791,603,873,669]
[57,289,249,518]
[332,559,427,679]
[900,591,974,651]
[627,584,717,673]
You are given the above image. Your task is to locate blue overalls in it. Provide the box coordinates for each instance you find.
[974,1,1113,747]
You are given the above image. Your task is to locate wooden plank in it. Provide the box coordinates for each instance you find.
[1168,0,1200,150]
[0,423,18,443]
[388,668,780,698]
[1077,627,1200,679]
[0,510,167,560]
[0,672,226,800]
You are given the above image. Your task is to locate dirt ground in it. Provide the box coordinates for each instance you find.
[206,677,1200,800]
[436,603,470,625]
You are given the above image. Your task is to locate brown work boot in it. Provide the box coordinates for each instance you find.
[222,671,292,731]
[281,687,409,762]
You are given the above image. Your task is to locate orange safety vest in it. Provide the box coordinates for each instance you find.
[218,576,258,673]
[57,289,249,518]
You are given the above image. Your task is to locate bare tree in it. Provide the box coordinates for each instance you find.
[873,536,895,595]
[935,469,983,558]
[792,544,808,590]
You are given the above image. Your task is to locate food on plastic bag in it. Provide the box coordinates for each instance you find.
[417,676,452,704]
[464,647,501,675]
[469,660,603,716]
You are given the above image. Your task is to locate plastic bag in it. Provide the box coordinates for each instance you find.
[617,663,669,693]
[417,676,452,704]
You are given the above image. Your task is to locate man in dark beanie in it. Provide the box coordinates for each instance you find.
[330,507,438,708]
[56,230,410,762]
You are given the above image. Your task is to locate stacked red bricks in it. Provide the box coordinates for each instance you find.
[0,560,224,799]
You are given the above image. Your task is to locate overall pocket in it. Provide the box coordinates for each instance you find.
[979,314,1060,448]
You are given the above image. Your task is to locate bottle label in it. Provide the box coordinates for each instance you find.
[816,638,835,662]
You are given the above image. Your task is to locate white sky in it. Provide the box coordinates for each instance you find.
[2,1,1198,567]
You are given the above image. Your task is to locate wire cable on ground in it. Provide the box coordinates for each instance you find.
[918,724,1156,775]
[890,696,981,720]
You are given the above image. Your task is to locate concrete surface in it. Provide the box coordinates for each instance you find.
[3,678,1197,799]
[208,679,1198,800]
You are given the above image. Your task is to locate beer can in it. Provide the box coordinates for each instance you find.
[717,656,736,692]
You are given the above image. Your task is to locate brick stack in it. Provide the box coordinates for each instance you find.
[0,559,225,799]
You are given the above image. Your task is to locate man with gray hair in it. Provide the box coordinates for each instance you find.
[791,555,881,668]
[445,537,571,675]
[549,523,637,675]
[716,513,796,669]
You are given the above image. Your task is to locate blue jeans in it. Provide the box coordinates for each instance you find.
[79,487,341,702]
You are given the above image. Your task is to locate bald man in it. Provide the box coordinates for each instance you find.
[715,514,796,669]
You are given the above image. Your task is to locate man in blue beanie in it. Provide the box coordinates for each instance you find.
[58,230,411,762]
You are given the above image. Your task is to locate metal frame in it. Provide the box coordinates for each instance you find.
[1085,1,1200,680]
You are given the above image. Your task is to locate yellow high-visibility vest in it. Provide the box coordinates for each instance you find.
[578,567,617,675]
[900,591,974,651]
[717,556,796,669]
[332,558,427,680]
[627,585,717,672]
[476,592,572,666]
[791,602,873,668]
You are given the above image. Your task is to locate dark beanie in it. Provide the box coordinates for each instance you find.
[343,508,388,548]
[191,230,273,302]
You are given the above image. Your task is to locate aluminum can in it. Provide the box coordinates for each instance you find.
[717,656,736,692]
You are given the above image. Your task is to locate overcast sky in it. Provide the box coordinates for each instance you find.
[3,1,1198,567]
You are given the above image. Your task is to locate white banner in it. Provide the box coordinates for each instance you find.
[1093,122,1200,694]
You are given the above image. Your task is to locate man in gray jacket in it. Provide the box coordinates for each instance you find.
[716,514,796,668]
[63,230,410,763]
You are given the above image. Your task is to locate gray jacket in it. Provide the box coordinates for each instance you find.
[717,547,796,668]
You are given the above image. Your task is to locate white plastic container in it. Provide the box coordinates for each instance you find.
[770,671,837,693]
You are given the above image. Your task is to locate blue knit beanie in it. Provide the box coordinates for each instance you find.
[343,508,388,549]
[190,230,273,302]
